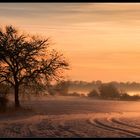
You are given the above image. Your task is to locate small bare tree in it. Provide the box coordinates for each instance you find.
[0,25,69,108]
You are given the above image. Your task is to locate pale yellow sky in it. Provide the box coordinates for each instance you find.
[1,3,140,82]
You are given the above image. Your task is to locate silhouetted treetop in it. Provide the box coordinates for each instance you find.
[0,25,69,107]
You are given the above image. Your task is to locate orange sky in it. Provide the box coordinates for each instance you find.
[1,3,140,82]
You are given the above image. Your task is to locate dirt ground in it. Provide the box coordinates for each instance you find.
[0,95,140,138]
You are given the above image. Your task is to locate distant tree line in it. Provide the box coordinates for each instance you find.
[66,80,140,92]
[47,80,140,101]
[87,83,140,101]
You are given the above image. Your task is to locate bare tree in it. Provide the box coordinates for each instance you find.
[0,25,69,108]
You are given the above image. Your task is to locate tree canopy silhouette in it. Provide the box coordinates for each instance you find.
[0,25,69,108]
[99,83,120,99]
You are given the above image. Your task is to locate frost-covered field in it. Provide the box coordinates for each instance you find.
[0,96,140,138]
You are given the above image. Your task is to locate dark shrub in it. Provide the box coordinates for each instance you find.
[0,84,9,111]
[54,81,70,96]
[80,93,86,97]
[120,93,130,100]
[99,83,120,99]
[0,96,9,110]
[131,94,140,100]
[69,92,80,96]
[88,89,99,98]
[120,93,140,101]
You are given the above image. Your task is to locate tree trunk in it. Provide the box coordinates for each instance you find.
[14,84,20,108]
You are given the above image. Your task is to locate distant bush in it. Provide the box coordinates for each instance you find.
[80,93,86,97]
[120,93,130,100]
[68,92,80,96]
[47,84,56,96]
[0,84,9,111]
[53,81,70,96]
[99,83,120,99]
[88,89,99,98]
[120,93,140,101]
[0,96,9,111]
[130,94,140,100]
